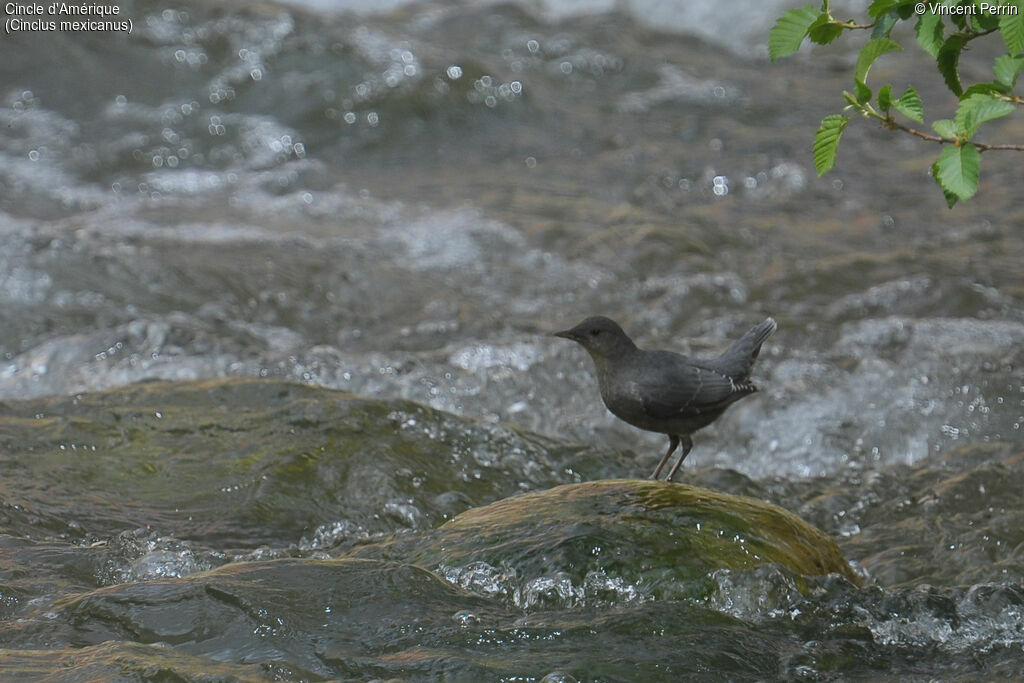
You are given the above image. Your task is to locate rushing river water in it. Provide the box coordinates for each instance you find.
[1,0,1023,680]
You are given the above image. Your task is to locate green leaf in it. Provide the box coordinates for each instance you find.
[961,82,1010,97]
[937,34,968,96]
[915,11,945,58]
[932,118,959,139]
[813,114,850,175]
[940,188,959,209]
[893,86,925,122]
[868,0,901,18]
[872,10,900,39]
[855,38,903,85]
[974,8,1002,32]
[770,5,821,61]
[854,79,873,104]
[896,2,918,19]
[878,84,894,111]
[954,93,1016,138]
[808,16,844,45]
[932,143,980,206]
[999,2,1024,54]
[994,54,1024,87]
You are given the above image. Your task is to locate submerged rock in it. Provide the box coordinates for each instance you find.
[0,554,821,681]
[5,559,513,681]
[1,380,868,679]
[3,484,861,679]
[0,641,288,682]
[0,377,583,549]
[349,479,862,605]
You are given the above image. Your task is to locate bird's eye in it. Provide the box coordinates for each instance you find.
[589,329,600,336]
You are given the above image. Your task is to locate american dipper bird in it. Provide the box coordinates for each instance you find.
[555,316,776,481]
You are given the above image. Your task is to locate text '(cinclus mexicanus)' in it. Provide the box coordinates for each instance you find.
[555,316,776,482]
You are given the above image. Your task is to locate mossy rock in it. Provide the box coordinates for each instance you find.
[0,378,579,547]
[349,479,861,602]
[0,642,286,682]
[2,558,513,680]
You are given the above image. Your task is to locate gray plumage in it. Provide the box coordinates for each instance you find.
[555,316,776,481]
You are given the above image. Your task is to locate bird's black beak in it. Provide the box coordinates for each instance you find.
[553,329,578,341]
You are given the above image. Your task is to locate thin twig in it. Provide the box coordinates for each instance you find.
[974,142,1024,152]
[883,117,1024,152]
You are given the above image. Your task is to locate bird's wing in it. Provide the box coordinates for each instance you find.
[633,352,755,419]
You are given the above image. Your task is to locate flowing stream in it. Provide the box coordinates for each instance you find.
[1,0,1023,679]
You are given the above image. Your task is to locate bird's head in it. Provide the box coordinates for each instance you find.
[554,316,637,360]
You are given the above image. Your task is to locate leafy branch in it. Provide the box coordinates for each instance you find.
[771,0,1024,207]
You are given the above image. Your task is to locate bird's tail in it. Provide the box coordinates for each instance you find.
[713,317,777,380]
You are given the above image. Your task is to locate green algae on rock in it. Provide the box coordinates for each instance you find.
[3,558,513,681]
[0,378,581,549]
[0,555,804,681]
[348,479,863,605]
[0,641,289,683]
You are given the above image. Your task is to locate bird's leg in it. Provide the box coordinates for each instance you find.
[665,435,694,482]
[650,435,679,480]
